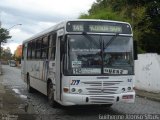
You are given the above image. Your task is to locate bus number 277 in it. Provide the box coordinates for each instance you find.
[71,80,80,85]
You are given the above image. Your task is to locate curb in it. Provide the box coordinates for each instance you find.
[135,90,160,102]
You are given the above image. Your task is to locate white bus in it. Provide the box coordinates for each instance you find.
[21,19,137,107]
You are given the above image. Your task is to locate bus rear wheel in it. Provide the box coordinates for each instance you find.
[47,82,57,107]
[27,74,34,93]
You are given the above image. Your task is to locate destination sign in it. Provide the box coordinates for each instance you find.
[72,25,84,31]
[89,25,122,33]
[67,21,132,34]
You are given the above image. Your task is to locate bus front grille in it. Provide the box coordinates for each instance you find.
[86,87,118,94]
[82,81,102,86]
[89,95,115,104]
[82,81,122,95]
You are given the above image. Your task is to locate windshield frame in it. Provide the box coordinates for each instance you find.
[63,33,134,76]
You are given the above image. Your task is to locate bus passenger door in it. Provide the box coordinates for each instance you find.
[55,29,64,101]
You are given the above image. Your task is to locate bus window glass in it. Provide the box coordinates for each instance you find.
[36,50,41,59]
[66,35,133,75]
[51,33,57,60]
[27,42,32,59]
[35,39,42,59]
[31,41,36,59]
[102,36,133,75]
[66,35,101,75]
[42,49,47,59]
[41,36,49,59]
[42,37,48,48]
[36,39,41,49]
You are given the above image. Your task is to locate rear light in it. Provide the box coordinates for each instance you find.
[63,87,69,93]
[122,95,133,99]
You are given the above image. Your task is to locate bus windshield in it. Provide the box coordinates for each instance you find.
[65,34,133,75]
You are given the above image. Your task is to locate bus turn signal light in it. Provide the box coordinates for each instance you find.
[63,87,69,93]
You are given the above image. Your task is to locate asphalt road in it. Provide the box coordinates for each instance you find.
[1,65,160,120]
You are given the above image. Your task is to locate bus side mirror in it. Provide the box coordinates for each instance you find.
[134,41,138,60]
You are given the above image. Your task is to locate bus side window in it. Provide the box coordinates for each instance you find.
[41,36,49,59]
[27,42,32,59]
[51,33,57,60]
[35,39,42,59]
[31,41,36,59]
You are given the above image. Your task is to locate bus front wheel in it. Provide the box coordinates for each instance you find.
[27,74,34,93]
[47,82,57,107]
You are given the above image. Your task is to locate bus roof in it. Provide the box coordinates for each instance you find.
[22,19,131,44]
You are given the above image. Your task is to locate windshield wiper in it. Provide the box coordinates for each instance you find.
[103,33,119,50]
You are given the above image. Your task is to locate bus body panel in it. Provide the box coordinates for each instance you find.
[60,75,135,105]
[61,92,135,106]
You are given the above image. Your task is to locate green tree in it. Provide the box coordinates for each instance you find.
[79,0,160,53]
[0,28,12,59]
[1,47,12,60]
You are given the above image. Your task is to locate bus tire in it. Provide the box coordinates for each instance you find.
[27,74,34,93]
[47,82,57,107]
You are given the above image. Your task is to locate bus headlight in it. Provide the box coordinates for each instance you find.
[128,87,131,91]
[71,88,76,92]
[78,89,82,93]
[122,88,125,92]
[127,87,133,92]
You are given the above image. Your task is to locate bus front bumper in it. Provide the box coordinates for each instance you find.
[61,92,135,106]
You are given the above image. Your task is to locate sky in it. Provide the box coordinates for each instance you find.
[0,0,95,54]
